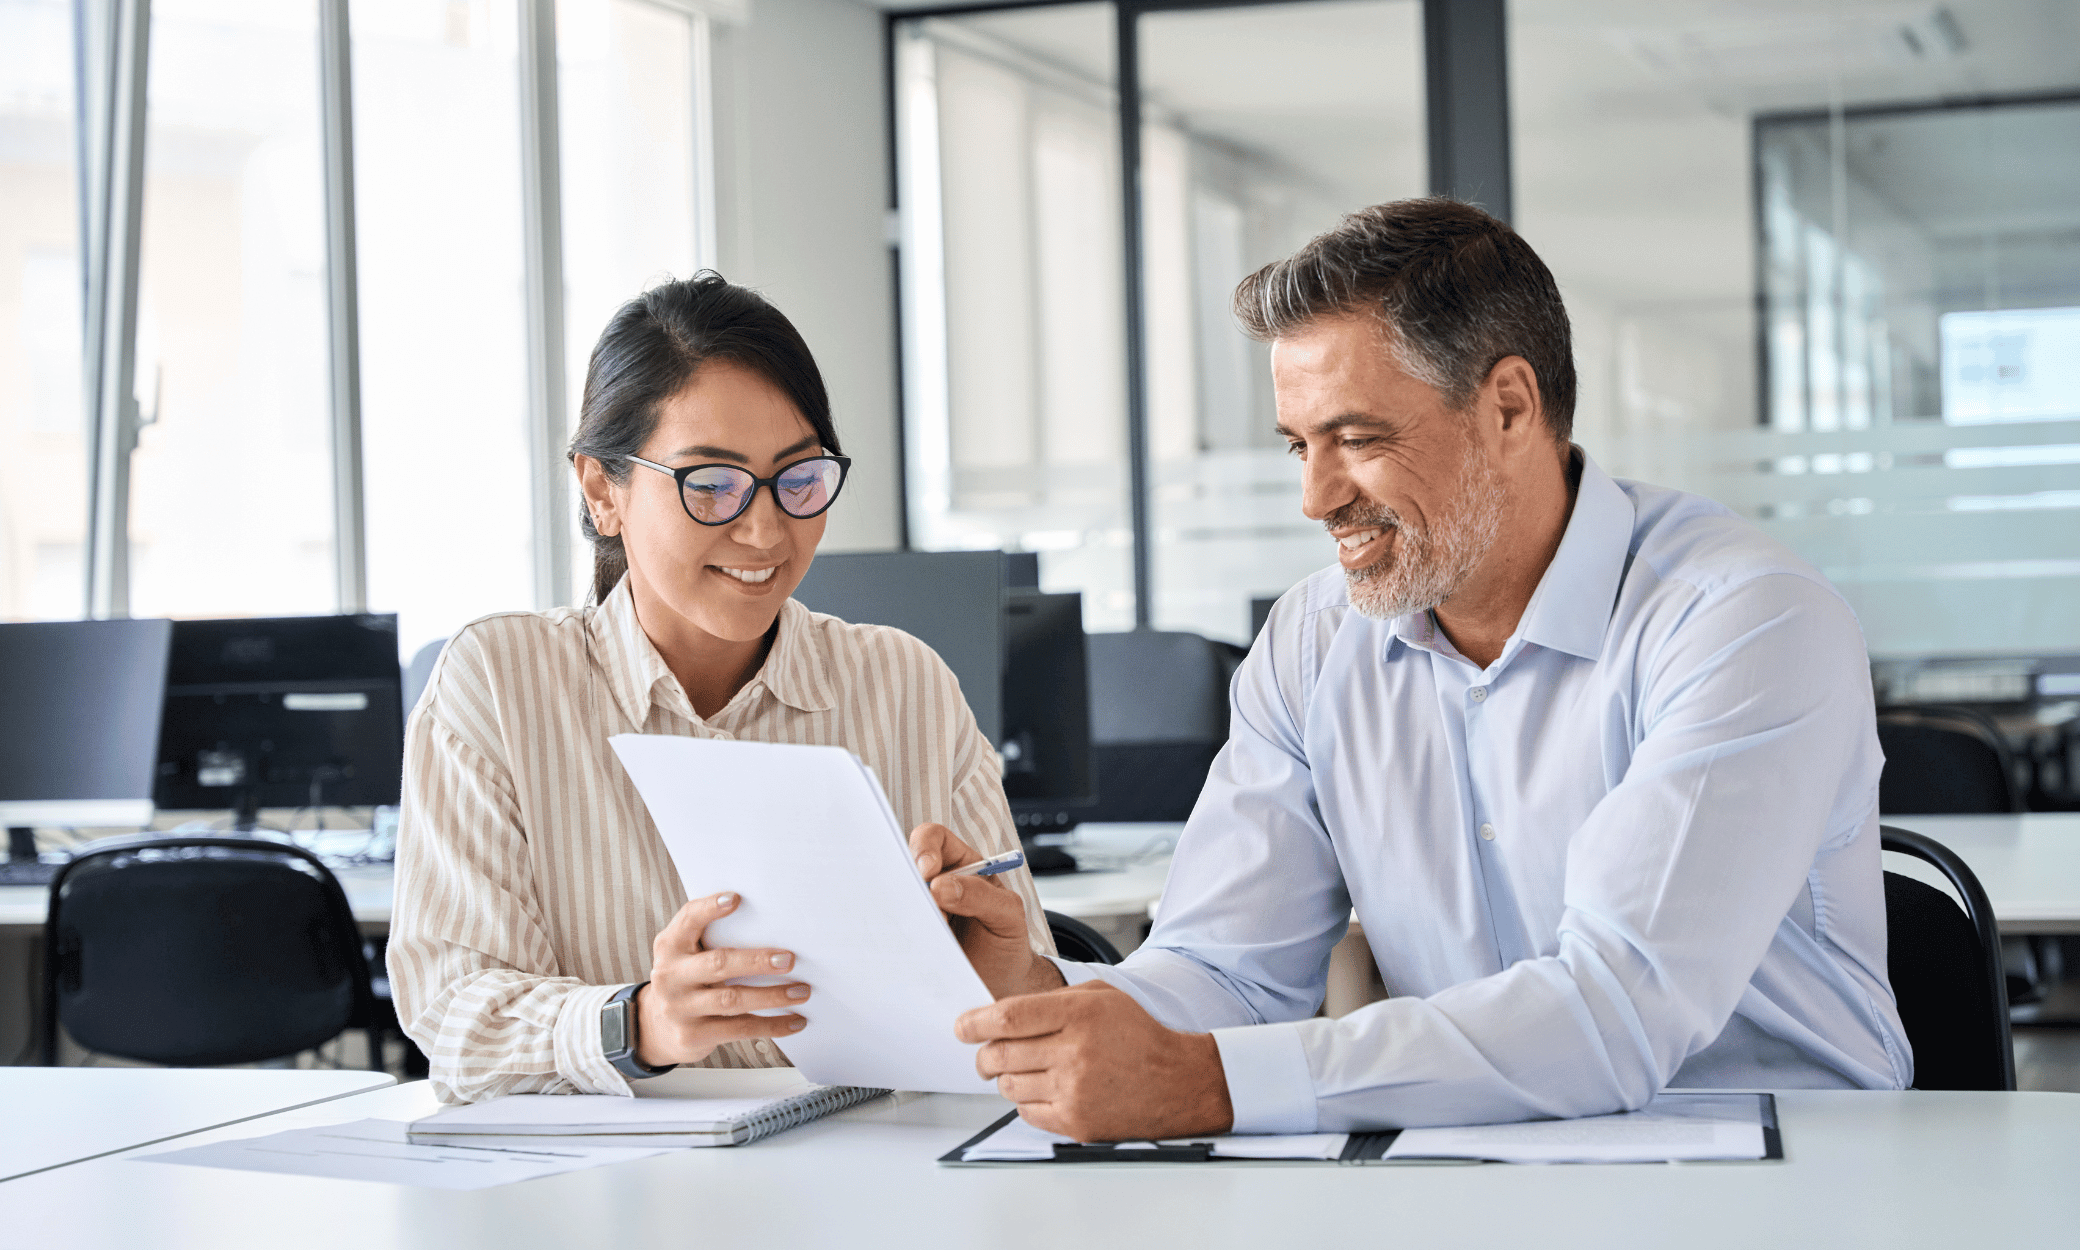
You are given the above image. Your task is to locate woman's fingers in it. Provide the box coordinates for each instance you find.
[686,981,812,1016]
[908,822,980,880]
[654,890,740,962]
[929,871,1028,939]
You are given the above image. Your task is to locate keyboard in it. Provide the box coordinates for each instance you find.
[0,859,62,886]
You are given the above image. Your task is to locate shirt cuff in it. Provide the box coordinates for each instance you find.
[1049,956,1110,987]
[555,980,635,1097]
[1212,1022,1318,1134]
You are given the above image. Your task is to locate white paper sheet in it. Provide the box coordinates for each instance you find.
[610,735,997,1094]
[1383,1093,1769,1163]
[137,1120,676,1190]
[959,1115,1349,1162]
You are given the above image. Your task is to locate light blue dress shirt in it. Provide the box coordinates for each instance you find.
[1060,453,1910,1132]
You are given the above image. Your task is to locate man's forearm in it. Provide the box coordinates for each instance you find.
[1026,955,1069,995]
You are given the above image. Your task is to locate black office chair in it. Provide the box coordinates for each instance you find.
[1876,708,2023,815]
[42,835,379,1068]
[1880,824,2015,1091]
[1046,911,1123,966]
[1083,631,1244,823]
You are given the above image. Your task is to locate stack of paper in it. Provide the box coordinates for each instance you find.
[408,1068,882,1148]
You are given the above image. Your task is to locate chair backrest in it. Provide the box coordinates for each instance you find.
[1876,708,2022,814]
[42,836,372,1066]
[1879,824,2014,1091]
[402,637,447,721]
[1083,631,1244,822]
[1045,910,1123,966]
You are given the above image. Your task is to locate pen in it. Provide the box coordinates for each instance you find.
[939,849,1025,879]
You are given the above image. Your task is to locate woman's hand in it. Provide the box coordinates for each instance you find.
[636,891,812,1068]
[909,823,1066,1001]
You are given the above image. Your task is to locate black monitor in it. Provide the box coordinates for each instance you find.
[1001,590,1094,836]
[792,551,1005,742]
[0,619,174,856]
[791,552,1095,847]
[153,614,405,829]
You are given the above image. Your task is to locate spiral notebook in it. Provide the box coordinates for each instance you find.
[408,1067,888,1149]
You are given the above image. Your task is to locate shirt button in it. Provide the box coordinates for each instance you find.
[1469,687,1487,702]
[1479,822,1496,841]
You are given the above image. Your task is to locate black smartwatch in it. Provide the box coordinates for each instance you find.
[601,982,676,1081]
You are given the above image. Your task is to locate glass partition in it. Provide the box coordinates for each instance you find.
[895,5,1135,630]
[1511,0,2080,660]
[1137,0,1425,642]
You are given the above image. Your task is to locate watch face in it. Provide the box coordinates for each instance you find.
[601,999,628,1056]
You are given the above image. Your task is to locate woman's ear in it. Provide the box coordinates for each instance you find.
[574,454,622,538]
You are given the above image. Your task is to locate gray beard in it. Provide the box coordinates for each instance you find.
[1336,444,1507,622]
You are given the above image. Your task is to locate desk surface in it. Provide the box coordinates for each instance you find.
[1885,812,2080,934]
[4,1080,2076,1248]
[0,1067,393,1183]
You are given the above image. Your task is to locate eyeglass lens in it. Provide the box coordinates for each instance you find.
[680,458,843,524]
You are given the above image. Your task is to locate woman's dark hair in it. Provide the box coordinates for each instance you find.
[568,271,842,605]
[1234,198,1577,446]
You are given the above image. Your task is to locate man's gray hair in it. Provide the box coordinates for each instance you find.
[1234,198,1577,445]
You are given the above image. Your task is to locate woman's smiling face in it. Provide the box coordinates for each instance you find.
[592,359,831,645]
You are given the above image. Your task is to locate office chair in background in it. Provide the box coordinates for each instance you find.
[1876,707,2024,816]
[1045,911,1123,965]
[1082,631,1244,823]
[1880,824,2015,1091]
[42,836,383,1069]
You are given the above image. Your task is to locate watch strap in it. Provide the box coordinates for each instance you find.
[603,982,677,1080]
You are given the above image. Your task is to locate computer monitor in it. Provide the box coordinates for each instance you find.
[1001,590,1094,836]
[790,552,1096,840]
[791,550,1005,742]
[0,618,174,837]
[153,614,405,829]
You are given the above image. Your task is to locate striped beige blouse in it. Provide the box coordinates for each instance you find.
[389,578,1053,1103]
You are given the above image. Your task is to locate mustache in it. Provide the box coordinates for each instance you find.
[1323,502,1403,535]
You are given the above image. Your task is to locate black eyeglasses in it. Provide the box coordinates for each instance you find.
[626,453,851,526]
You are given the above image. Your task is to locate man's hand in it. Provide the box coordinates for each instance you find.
[636,891,811,1068]
[956,981,1234,1141]
[909,822,1064,1000]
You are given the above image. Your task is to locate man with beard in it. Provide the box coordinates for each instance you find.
[919,198,1909,1141]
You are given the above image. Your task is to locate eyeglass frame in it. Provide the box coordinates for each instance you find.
[623,453,853,526]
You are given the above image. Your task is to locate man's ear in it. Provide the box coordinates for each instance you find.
[1486,356,1544,442]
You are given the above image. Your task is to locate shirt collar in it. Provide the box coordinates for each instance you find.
[1383,447,1634,665]
[587,579,836,727]
[1514,448,1635,663]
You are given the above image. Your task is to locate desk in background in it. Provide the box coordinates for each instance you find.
[4,1077,2076,1247]
[1884,812,2080,935]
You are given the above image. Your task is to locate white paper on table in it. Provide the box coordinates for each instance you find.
[958,1115,1349,1162]
[135,1120,676,1190]
[1383,1093,1769,1163]
[610,735,997,1095]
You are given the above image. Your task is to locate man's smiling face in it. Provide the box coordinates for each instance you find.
[1273,315,1506,622]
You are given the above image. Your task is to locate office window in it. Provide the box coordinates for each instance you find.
[354,0,535,660]
[896,6,1136,631]
[1138,0,1424,642]
[0,0,87,620]
[557,0,708,598]
[1511,0,2080,657]
[126,0,336,619]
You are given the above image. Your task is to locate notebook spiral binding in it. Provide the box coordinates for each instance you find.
[739,1085,891,1144]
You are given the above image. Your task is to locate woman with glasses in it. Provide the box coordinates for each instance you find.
[389,273,1052,1102]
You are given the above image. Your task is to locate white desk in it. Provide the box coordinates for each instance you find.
[0,864,394,935]
[3,1080,2075,1248]
[0,1067,393,1182]
[1884,813,2080,934]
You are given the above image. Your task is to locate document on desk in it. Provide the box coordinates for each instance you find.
[610,735,998,1095]
[137,1120,676,1190]
[945,1094,1778,1166]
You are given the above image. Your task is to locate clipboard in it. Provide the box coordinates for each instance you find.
[939,1094,1783,1166]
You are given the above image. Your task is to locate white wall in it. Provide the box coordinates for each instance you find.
[712,0,903,552]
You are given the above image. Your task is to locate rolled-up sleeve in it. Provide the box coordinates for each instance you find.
[389,705,631,1103]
